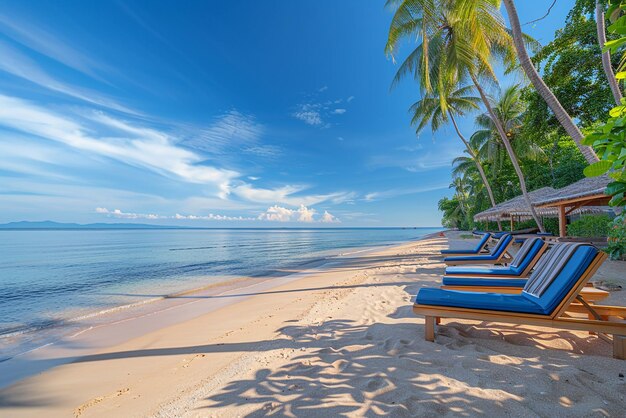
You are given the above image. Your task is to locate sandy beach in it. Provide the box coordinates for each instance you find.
[1,232,625,417]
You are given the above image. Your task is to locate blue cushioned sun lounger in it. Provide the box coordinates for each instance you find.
[441,232,491,255]
[444,237,547,278]
[444,234,514,266]
[412,245,626,359]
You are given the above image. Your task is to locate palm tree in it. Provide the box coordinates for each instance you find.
[386,0,545,231]
[409,84,503,230]
[502,0,599,164]
[473,85,546,167]
[595,0,622,104]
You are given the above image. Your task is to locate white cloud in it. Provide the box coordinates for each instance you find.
[292,92,354,127]
[347,96,355,103]
[0,40,137,114]
[232,184,355,207]
[96,207,164,220]
[292,104,323,126]
[337,136,344,141]
[363,184,449,202]
[173,213,254,221]
[0,14,114,83]
[257,205,339,223]
[243,145,282,158]
[0,95,238,196]
[96,207,254,221]
[318,86,328,92]
[181,110,264,154]
[321,210,340,223]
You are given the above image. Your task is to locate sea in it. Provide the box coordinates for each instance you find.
[0,227,441,360]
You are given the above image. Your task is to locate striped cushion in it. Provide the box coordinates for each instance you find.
[522,243,583,297]
[510,237,540,268]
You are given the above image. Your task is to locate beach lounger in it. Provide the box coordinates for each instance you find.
[444,237,548,278]
[414,244,626,358]
[440,232,492,256]
[444,234,514,266]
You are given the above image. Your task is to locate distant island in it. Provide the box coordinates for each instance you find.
[0,221,185,230]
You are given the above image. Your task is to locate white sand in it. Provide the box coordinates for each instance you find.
[1,232,625,417]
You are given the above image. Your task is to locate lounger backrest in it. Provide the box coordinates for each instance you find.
[510,237,542,268]
[474,233,491,252]
[490,233,512,257]
[521,244,598,315]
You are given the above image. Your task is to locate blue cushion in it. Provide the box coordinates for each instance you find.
[417,245,599,316]
[510,239,544,269]
[445,266,520,276]
[521,246,597,315]
[416,288,544,314]
[441,233,491,255]
[442,276,528,287]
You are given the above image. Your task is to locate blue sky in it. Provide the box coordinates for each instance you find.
[0,1,574,227]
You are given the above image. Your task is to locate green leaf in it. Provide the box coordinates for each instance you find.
[603,37,626,52]
[606,181,626,196]
[584,161,613,177]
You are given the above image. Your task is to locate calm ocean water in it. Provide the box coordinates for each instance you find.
[0,227,440,358]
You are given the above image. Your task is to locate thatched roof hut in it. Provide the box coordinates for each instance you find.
[473,175,612,236]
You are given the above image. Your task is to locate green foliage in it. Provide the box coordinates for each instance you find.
[566,214,612,237]
[523,5,616,142]
[582,101,626,206]
[607,214,626,259]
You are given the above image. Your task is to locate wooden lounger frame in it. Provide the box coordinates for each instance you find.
[443,240,549,278]
[415,252,626,359]
[444,238,515,266]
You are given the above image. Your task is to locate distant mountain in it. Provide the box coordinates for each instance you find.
[0,221,185,230]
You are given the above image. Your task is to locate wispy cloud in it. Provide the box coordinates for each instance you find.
[0,95,238,196]
[363,184,448,202]
[181,110,264,154]
[232,184,355,207]
[369,138,462,173]
[291,90,353,127]
[0,14,114,83]
[0,40,138,114]
[257,205,339,223]
[292,103,323,126]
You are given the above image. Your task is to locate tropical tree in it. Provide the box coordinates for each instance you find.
[386,0,545,231]
[409,84,503,230]
[502,0,599,164]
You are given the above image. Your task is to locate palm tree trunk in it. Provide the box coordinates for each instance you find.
[449,112,503,231]
[470,72,545,233]
[503,0,599,165]
[596,0,623,105]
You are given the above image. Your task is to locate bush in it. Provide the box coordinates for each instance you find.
[566,214,612,237]
[607,214,626,260]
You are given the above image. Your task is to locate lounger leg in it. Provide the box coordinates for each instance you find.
[425,316,436,342]
[614,335,626,360]
[435,317,441,325]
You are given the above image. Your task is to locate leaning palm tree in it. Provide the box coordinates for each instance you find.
[386,0,546,231]
[410,83,503,230]
[595,0,623,104]
[502,0,599,164]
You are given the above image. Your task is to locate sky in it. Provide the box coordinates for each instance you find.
[0,0,576,227]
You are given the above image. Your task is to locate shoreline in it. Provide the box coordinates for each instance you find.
[0,234,438,390]
[2,231,626,417]
[0,232,430,364]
